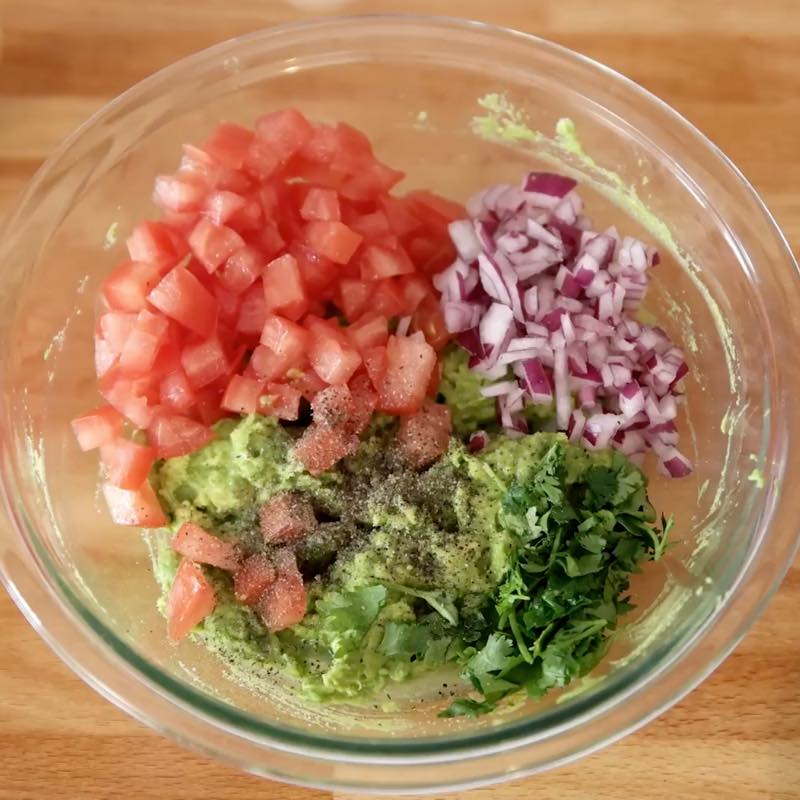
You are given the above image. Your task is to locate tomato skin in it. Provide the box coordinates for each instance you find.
[256,548,307,632]
[171,522,242,571]
[181,335,229,389]
[102,260,162,312]
[102,481,166,527]
[234,554,277,605]
[100,437,156,489]
[262,253,308,320]
[167,559,216,642]
[396,400,452,469]
[304,221,363,264]
[259,492,317,544]
[71,405,124,451]
[148,266,218,337]
[149,413,215,458]
[378,334,437,415]
[221,374,265,415]
[309,335,362,386]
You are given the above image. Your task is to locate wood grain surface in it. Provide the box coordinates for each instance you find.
[1,1,799,798]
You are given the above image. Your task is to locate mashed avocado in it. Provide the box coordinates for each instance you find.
[151,408,618,704]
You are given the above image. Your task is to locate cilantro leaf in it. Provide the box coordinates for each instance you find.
[316,585,387,657]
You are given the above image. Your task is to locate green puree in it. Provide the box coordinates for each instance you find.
[151,354,669,713]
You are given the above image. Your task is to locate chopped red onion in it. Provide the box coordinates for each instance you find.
[523,172,578,197]
[468,430,490,453]
[395,315,412,337]
[448,220,482,264]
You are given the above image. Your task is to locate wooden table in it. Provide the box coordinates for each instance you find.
[1,1,798,797]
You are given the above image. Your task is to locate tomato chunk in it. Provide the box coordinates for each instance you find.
[181,335,228,389]
[304,221,363,264]
[149,413,215,458]
[378,334,436,415]
[167,559,216,642]
[218,246,263,295]
[363,346,388,392]
[293,424,359,475]
[171,522,241,571]
[360,244,415,281]
[188,218,245,274]
[159,369,196,413]
[71,405,124,451]
[412,295,450,351]
[153,173,207,213]
[236,281,268,336]
[253,108,314,163]
[347,374,378,436]
[102,481,166,527]
[259,382,302,421]
[221,374,265,415]
[345,313,388,351]
[148,267,218,337]
[118,309,169,376]
[337,278,372,321]
[126,221,184,269]
[370,279,406,317]
[396,401,452,469]
[309,334,361,386]
[259,492,317,544]
[256,548,307,632]
[310,385,353,429]
[99,373,154,429]
[99,312,136,354]
[249,344,292,382]
[102,260,162,312]
[260,314,310,364]
[100,437,156,489]
[262,253,308,320]
[203,190,247,226]
[202,122,254,170]
[234,554,277,605]
[300,187,341,222]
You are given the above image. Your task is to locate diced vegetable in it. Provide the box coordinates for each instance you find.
[256,548,307,631]
[171,522,241,571]
[260,492,317,544]
[71,405,124,451]
[102,481,166,527]
[166,559,216,642]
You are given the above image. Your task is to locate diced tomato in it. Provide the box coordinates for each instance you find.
[149,413,215,458]
[292,423,359,475]
[345,313,388,351]
[378,334,436,415]
[148,266,218,337]
[287,369,327,402]
[336,278,372,321]
[405,189,466,230]
[260,315,309,363]
[236,281,268,336]
[99,312,136,354]
[203,190,247,226]
[360,244,415,281]
[180,335,228,389]
[194,386,226,426]
[217,246,263,295]
[249,344,292,382]
[256,548,307,632]
[221,374,265,415]
[339,160,405,202]
[333,122,374,166]
[102,260,162,312]
[347,374,378,435]
[259,492,316,544]
[254,108,314,163]
[202,122,254,170]
[153,173,207,213]
[188,218,245,274]
[310,385,353,429]
[259,382,302,420]
[227,198,262,233]
[71,405,124,451]
[346,210,391,241]
[262,253,307,320]
[126,221,185,269]
[300,187,341,222]
[95,336,118,377]
[102,480,166,527]
[160,369,196,413]
[426,358,442,397]
[396,401,452,469]
[212,284,241,326]
[399,274,432,313]
[289,244,337,297]
[99,373,154,429]
[248,219,285,260]
[304,221,363,264]
[299,123,340,165]
[166,559,216,642]
[370,278,406,317]
[234,554,277,605]
[412,295,450,351]
[303,314,349,345]
[379,194,422,237]
[407,235,457,275]
[243,138,282,180]
[172,521,241,571]
[181,143,222,184]
[309,335,361,385]
[100,437,156,489]
[118,309,169,376]
[363,346,387,392]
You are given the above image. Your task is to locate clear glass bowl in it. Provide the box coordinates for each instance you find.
[0,15,798,794]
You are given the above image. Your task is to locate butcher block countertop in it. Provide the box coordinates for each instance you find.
[0,1,798,798]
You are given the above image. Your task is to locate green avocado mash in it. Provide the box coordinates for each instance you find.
[152,392,667,713]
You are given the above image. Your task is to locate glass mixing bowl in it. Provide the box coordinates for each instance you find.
[1,15,798,794]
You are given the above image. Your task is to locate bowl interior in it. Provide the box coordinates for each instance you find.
[0,19,777,754]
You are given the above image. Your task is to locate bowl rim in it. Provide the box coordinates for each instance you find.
[1,11,798,791]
